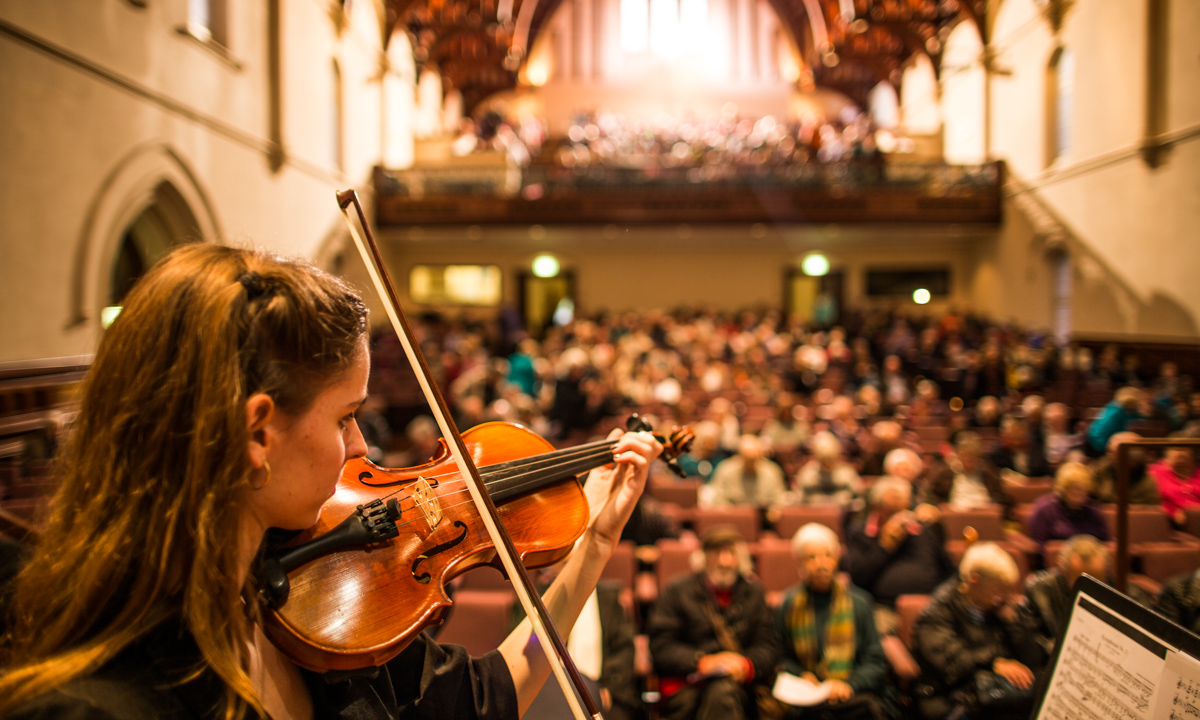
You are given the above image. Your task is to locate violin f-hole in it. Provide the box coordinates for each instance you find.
[411,521,468,584]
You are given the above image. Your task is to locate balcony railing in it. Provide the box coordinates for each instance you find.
[374,160,1004,226]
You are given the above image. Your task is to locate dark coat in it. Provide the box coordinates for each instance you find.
[8,622,517,720]
[912,579,1043,708]
[647,572,781,684]
[843,519,955,608]
[1156,570,1200,635]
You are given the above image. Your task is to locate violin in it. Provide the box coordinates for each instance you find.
[261,416,693,672]
[258,190,693,710]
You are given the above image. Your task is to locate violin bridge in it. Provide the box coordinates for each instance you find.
[412,477,443,528]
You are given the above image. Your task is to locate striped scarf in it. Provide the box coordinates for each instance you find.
[785,578,856,681]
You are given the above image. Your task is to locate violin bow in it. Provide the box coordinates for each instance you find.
[337,190,602,720]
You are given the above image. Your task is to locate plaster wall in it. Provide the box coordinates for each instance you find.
[373,224,981,322]
[979,0,1200,341]
[0,0,398,362]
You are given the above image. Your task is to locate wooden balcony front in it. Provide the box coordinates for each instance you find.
[374,160,1004,226]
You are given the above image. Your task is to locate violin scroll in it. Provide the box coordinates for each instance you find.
[625,414,695,478]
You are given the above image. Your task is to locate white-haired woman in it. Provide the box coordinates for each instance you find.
[912,543,1044,720]
[776,524,896,719]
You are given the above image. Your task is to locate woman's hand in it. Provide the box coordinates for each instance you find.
[581,429,663,550]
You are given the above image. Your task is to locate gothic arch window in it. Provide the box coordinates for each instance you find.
[105,182,201,325]
[1046,46,1074,166]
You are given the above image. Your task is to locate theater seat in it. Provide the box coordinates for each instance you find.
[773,505,844,542]
[941,506,1037,579]
[895,594,932,649]
[693,506,760,543]
[436,589,516,656]
[1129,546,1200,598]
[753,537,801,608]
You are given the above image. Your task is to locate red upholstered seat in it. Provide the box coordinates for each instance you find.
[773,505,844,542]
[436,589,516,657]
[693,506,760,543]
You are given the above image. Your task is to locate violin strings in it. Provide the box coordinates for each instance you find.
[390,445,619,527]
[366,442,622,536]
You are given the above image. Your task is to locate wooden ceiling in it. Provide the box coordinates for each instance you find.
[383,0,986,113]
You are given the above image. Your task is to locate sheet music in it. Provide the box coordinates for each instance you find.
[1037,592,1168,720]
[1153,650,1200,720]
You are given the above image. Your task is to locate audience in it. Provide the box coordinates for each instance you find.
[1088,431,1160,505]
[777,524,896,720]
[926,432,1012,513]
[1152,440,1200,525]
[1040,402,1083,468]
[844,478,954,624]
[1027,463,1111,548]
[705,434,788,510]
[1022,535,1109,655]
[1156,567,1200,634]
[1086,386,1145,455]
[988,416,1050,479]
[912,543,1043,720]
[795,432,862,506]
[647,527,780,720]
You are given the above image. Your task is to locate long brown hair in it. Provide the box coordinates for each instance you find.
[0,243,368,717]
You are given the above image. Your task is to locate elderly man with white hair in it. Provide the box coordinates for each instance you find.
[775,524,896,720]
[912,543,1044,720]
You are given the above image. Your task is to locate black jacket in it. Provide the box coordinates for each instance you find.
[8,621,517,720]
[647,572,780,684]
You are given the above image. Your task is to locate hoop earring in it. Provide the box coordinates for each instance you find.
[255,460,272,489]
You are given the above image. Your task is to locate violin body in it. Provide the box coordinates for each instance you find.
[263,421,589,671]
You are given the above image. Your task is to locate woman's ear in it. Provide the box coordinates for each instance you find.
[246,392,276,469]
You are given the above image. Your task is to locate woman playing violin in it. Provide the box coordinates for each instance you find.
[0,243,662,720]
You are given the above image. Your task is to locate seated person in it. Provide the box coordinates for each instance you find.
[1023,535,1109,655]
[1088,431,1160,505]
[679,420,724,482]
[987,416,1050,479]
[705,434,788,510]
[844,478,955,619]
[1040,402,1084,469]
[647,526,781,720]
[1027,463,1111,547]
[776,524,896,720]
[1151,439,1200,526]
[1157,567,1200,634]
[912,542,1043,720]
[795,432,863,506]
[1086,386,1145,456]
[859,421,903,478]
[926,432,1013,514]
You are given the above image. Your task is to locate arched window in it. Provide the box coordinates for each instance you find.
[1047,47,1074,166]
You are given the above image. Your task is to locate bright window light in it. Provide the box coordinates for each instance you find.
[650,0,680,57]
[532,254,560,278]
[101,306,123,328]
[620,0,649,53]
[801,253,830,277]
[409,265,502,305]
